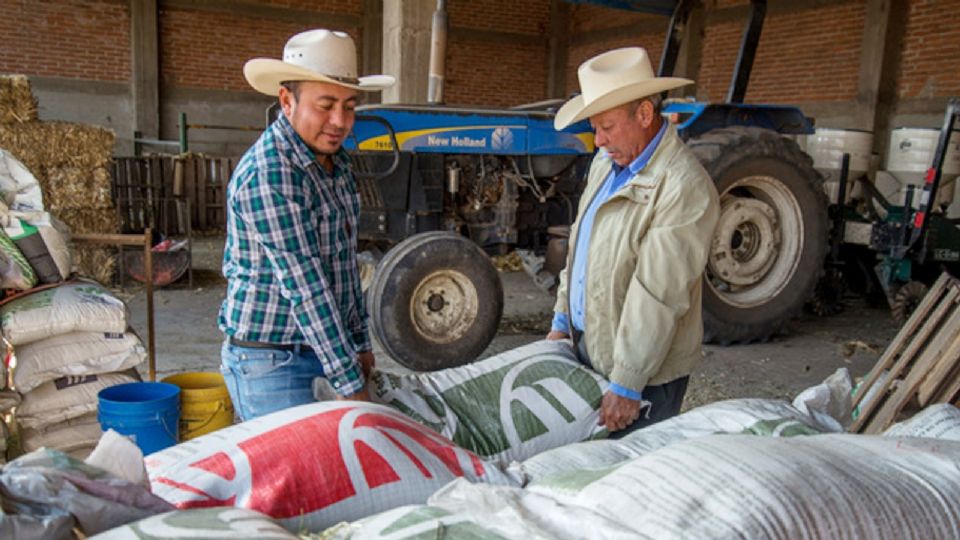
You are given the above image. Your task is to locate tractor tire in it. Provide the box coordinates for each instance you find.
[688,127,829,344]
[368,232,503,371]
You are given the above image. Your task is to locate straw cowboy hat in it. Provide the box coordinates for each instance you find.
[244,29,394,95]
[555,47,692,130]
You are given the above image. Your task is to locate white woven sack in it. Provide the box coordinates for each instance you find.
[884,403,960,440]
[519,397,832,482]
[528,434,960,539]
[1,282,127,345]
[146,401,515,534]
[17,372,137,431]
[372,339,608,466]
[323,481,638,540]
[21,411,102,459]
[89,508,298,540]
[14,331,146,393]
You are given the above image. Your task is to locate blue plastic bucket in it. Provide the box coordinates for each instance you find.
[98,382,181,455]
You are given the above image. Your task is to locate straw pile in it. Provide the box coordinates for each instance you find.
[0,79,118,284]
[0,75,38,124]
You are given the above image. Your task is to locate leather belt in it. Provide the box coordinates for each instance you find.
[228,337,303,351]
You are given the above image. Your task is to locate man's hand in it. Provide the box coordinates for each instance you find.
[546,330,570,341]
[598,391,641,432]
[357,350,375,378]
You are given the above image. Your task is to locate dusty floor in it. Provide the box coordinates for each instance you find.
[124,237,899,410]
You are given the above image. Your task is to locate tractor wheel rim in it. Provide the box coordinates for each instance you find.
[410,270,480,344]
[707,175,803,308]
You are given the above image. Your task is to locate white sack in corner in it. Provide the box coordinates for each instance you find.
[526,434,960,539]
[0,148,44,212]
[17,372,137,431]
[146,401,516,533]
[372,339,608,466]
[85,429,148,488]
[14,331,146,393]
[1,281,128,345]
[884,403,960,440]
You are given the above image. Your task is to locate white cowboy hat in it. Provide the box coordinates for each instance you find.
[554,47,692,130]
[244,29,394,95]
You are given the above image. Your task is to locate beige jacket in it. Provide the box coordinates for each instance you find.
[555,124,719,391]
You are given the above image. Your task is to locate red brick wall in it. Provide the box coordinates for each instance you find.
[159,5,360,92]
[898,0,960,99]
[444,0,551,106]
[0,0,129,81]
[698,2,866,104]
[566,6,666,95]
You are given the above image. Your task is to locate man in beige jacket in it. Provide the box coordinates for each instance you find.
[547,47,719,436]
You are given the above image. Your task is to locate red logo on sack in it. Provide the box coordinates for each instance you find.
[154,406,486,519]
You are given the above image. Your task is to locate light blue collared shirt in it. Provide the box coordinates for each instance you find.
[552,122,668,400]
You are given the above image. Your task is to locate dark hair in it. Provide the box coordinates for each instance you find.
[625,95,663,115]
[280,81,302,100]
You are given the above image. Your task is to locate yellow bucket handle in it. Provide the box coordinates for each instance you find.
[187,400,226,432]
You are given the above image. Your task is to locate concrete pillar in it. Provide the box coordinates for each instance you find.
[546,0,570,99]
[672,1,705,100]
[362,0,384,105]
[856,0,909,156]
[130,0,160,145]
[382,0,435,104]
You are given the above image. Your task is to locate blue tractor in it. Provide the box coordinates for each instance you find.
[348,0,829,370]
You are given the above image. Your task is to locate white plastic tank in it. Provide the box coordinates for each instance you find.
[804,128,874,204]
[876,127,960,217]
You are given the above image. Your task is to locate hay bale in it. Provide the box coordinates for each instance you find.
[72,247,116,285]
[0,75,37,124]
[44,167,113,212]
[56,208,119,235]
[0,121,114,173]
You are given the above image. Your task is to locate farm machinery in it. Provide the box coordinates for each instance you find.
[342,0,960,370]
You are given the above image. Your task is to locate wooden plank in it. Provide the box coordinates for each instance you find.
[851,282,959,432]
[932,359,960,405]
[864,296,960,433]
[851,273,953,412]
[197,158,208,231]
[918,330,960,405]
[185,156,197,231]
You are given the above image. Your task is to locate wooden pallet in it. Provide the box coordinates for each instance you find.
[851,273,960,433]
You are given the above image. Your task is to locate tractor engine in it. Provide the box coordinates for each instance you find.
[442,155,583,253]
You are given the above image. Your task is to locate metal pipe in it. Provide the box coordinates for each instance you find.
[428,0,448,104]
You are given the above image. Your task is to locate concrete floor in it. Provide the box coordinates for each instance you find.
[125,236,898,409]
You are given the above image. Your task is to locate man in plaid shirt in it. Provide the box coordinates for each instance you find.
[219,29,394,420]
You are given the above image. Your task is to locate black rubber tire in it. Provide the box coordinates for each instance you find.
[368,232,503,371]
[891,281,928,326]
[688,127,829,344]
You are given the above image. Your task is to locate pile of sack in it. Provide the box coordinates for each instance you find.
[3,281,146,458]
[92,366,960,539]
[319,381,960,540]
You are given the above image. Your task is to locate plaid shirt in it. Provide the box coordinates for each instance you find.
[219,114,371,396]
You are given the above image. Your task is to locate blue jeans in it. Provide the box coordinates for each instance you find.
[220,341,326,421]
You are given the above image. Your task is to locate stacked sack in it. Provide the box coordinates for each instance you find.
[3,281,146,458]
[0,363,19,465]
[0,74,118,284]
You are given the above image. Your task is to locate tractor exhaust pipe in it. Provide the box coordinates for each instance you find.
[428,0,447,104]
